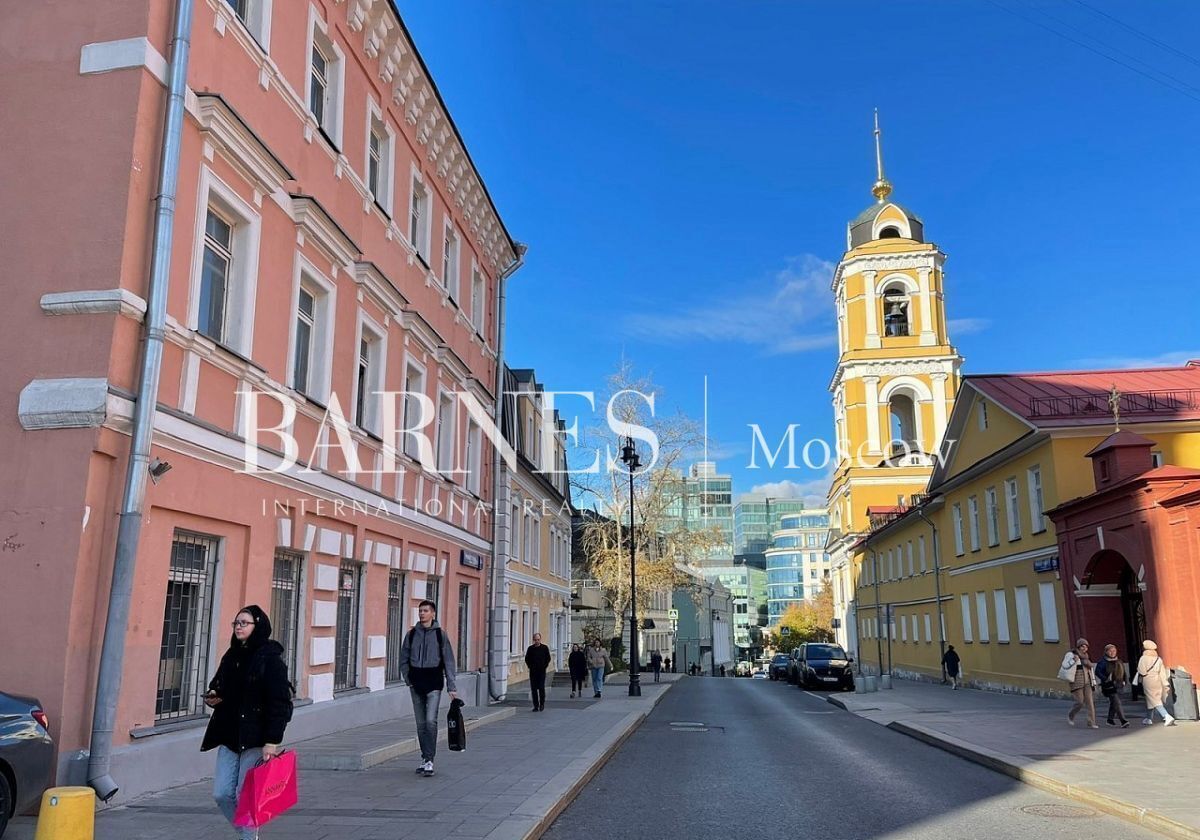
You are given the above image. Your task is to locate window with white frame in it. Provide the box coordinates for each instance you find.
[975,591,989,642]
[192,173,260,355]
[960,594,973,642]
[906,541,914,576]
[952,503,964,556]
[1038,580,1059,642]
[977,399,988,430]
[410,177,430,261]
[510,502,521,563]
[354,325,385,434]
[465,418,482,495]
[435,391,456,475]
[365,109,394,214]
[900,615,907,642]
[985,487,1000,547]
[918,534,927,572]
[522,510,532,565]
[1005,478,1021,540]
[1014,586,1033,643]
[442,223,460,296]
[508,608,516,655]
[1027,466,1045,533]
[924,613,932,643]
[224,0,272,49]
[290,268,334,400]
[307,20,343,145]
[967,496,981,552]
[470,267,485,333]
[993,589,1010,643]
[402,363,427,461]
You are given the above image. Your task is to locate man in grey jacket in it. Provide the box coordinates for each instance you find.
[400,599,457,777]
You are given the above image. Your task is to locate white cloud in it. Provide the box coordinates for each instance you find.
[747,477,832,508]
[1067,350,1200,370]
[622,254,836,354]
[947,317,989,336]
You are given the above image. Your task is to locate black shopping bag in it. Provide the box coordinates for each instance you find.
[447,697,466,752]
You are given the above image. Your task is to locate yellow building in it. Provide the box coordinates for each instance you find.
[855,369,1200,695]
[497,367,573,697]
[826,114,962,654]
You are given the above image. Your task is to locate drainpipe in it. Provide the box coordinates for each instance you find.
[86,0,194,802]
[870,548,883,677]
[485,242,526,702]
[916,506,948,684]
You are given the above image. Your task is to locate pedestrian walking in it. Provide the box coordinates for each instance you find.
[202,605,293,840]
[1059,638,1099,729]
[719,664,726,678]
[1095,643,1129,728]
[664,656,672,673]
[568,643,587,698]
[400,599,458,777]
[1135,640,1176,726]
[524,632,551,711]
[941,645,961,689]
[650,649,663,683]
[586,639,611,698]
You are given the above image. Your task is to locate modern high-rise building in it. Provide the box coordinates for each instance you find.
[733,495,810,554]
[701,562,768,659]
[662,461,734,563]
[765,511,832,624]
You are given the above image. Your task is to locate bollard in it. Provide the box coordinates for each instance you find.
[880,674,893,690]
[864,675,877,692]
[1170,668,1198,721]
[855,676,867,694]
[34,786,95,840]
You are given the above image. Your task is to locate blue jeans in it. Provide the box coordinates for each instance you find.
[411,688,442,761]
[213,745,262,839]
[591,667,605,695]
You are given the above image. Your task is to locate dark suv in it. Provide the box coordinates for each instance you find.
[792,643,854,691]
[767,653,791,681]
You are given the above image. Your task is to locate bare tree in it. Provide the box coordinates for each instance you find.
[573,361,724,643]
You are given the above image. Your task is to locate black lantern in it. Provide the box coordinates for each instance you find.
[619,436,642,696]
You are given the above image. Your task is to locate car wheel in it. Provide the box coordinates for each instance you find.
[0,770,12,838]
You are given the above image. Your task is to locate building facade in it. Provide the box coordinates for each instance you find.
[764,511,832,624]
[498,368,573,694]
[702,562,768,660]
[663,461,734,563]
[673,571,735,674]
[1,0,518,798]
[856,365,1200,695]
[733,495,809,554]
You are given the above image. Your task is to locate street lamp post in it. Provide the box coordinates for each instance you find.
[620,436,642,697]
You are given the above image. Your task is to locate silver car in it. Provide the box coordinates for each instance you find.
[0,691,54,838]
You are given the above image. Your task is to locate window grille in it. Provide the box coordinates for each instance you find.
[334,560,361,691]
[386,570,406,683]
[156,531,219,721]
[271,549,303,685]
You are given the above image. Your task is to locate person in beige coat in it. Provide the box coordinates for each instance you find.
[1136,639,1176,727]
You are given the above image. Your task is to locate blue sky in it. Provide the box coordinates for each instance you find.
[398,1,1200,504]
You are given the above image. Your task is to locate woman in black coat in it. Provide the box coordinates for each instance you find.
[202,604,292,839]
[568,644,587,699]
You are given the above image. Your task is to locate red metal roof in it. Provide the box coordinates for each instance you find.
[865,505,905,515]
[968,361,1200,428]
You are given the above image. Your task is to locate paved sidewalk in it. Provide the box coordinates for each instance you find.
[825,679,1200,838]
[8,677,679,840]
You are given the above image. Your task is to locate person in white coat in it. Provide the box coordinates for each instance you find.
[1136,640,1176,727]
[1060,639,1098,728]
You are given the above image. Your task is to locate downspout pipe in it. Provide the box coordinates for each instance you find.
[870,548,884,677]
[915,506,948,683]
[87,0,195,802]
[486,242,526,702]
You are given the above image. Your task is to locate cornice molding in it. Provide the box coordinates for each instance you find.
[290,194,361,271]
[194,93,293,196]
[832,250,944,291]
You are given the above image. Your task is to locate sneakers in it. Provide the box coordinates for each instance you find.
[594,692,601,698]
[421,760,434,777]
[1164,715,1177,727]
[1143,718,1154,725]
[570,691,576,699]
[1067,714,1075,727]
[1121,721,1131,728]
[1106,720,1118,727]
[1087,723,1099,729]
[415,762,427,774]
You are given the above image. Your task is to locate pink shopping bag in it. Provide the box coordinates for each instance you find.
[233,750,298,828]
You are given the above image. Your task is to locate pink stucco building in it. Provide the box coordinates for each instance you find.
[0,0,519,799]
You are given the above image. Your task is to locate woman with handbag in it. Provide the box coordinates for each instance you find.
[1059,638,1098,728]
[1136,640,1176,726]
[202,605,293,840]
[1094,643,1129,728]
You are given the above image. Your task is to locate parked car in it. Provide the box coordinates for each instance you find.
[768,654,791,681]
[791,643,855,691]
[751,671,769,680]
[0,691,54,838]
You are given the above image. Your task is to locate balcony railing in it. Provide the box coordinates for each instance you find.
[1028,389,1200,420]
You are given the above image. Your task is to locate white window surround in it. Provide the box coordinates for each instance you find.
[960,594,973,643]
[1038,581,1060,642]
[187,167,260,357]
[409,167,431,261]
[469,261,485,334]
[1028,466,1046,533]
[975,591,989,643]
[967,496,981,552]
[435,387,457,477]
[951,503,964,557]
[465,418,482,495]
[364,101,395,215]
[286,255,337,402]
[351,314,387,435]
[1005,478,1021,541]
[993,589,1010,643]
[401,358,430,463]
[1014,586,1034,643]
[441,217,460,299]
[220,0,274,53]
[977,400,989,431]
[305,6,345,147]
[985,487,1000,547]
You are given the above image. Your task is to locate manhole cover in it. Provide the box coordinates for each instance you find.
[1019,804,1098,819]
[670,721,705,727]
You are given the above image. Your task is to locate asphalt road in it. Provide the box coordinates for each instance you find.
[543,677,1161,840]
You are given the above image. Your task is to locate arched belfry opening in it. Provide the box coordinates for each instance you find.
[882,286,910,337]
[889,392,918,453]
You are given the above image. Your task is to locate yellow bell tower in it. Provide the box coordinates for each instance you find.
[826,112,962,563]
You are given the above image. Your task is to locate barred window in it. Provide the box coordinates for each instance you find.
[271,549,303,685]
[386,570,406,683]
[156,532,219,721]
[334,560,362,691]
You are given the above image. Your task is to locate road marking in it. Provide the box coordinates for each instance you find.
[803,691,828,701]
